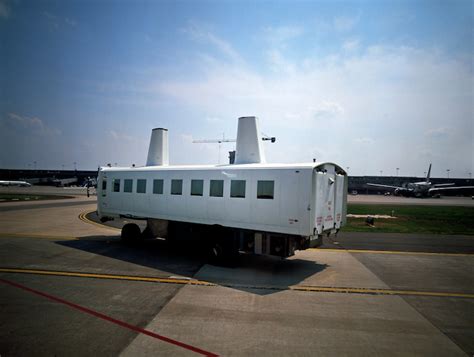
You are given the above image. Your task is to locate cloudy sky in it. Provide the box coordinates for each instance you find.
[0,0,472,177]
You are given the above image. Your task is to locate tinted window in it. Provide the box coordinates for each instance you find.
[230,180,246,198]
[171,179,182,195]
[102,179,107,191]
[113,179,120,192]
[191,179,204,196]
[210,180,224,197]
[153,179,163,194]
[137,179,146,193]
[257,180,274,199]
[124,179,133,193]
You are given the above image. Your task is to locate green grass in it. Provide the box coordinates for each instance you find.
[0,194,73,202]
[342,204,474,235]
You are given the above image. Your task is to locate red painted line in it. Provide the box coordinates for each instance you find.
[0,278,218,357]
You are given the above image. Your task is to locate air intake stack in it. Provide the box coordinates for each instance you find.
[146,128,169,166]
[234,116,266,164]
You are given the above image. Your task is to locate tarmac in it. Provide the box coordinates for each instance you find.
[0,192,473,356]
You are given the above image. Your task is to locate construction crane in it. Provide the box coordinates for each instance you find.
[192,134,236,164]
[193,133,276,164]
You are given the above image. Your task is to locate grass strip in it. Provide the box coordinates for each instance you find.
[342,204,474,235]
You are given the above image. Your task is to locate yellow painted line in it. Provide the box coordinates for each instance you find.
[311,248,474,257]
[1,267,473,299]
[0,232,76,240]
[0,268,215,286]
[291,285,474,299]
[78,210,120,231]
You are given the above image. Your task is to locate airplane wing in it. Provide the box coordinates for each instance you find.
[432,183,455,187]
[429,186,474,193]
[366,183,407,190]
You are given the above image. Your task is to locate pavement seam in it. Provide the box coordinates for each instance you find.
[0,232,76,240]
[2,267,473,299]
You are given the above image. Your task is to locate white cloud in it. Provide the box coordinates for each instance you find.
[425,127,450,139]
[354,137,375,145]
[266,49,296,74]
[182,22,243,63]
[334,14,360,32]
[108,130,134,142]
[3,112,61,136]
[262,25,304,47]
[342,38,360,51]
[311,101,345,120]
[205,116,223,124]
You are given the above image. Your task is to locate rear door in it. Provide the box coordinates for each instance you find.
[314,166,336,234]
[322,171,336,231]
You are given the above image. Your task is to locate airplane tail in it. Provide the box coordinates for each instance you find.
[426,163,432,183]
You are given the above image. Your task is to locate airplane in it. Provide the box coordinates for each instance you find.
[0,180,32,187]
[366,164,474,198]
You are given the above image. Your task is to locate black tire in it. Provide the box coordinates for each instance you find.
[141,226,154,240]
[208,227,239,266]
[121,223,141,242]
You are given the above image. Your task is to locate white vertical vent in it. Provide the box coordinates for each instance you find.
[146,128,169,166]
[234,116,266,164]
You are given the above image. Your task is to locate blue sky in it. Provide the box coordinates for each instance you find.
[0,0,472,177]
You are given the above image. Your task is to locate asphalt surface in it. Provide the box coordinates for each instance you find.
[0,196,472,356]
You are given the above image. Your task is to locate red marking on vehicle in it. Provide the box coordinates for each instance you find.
[0,278,218,357]
[336,213,341,221]
[316,217,323,225]
[325,216,333,222]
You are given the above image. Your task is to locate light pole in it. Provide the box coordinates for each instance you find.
[469,172,472,179]
[33,161,37,170]
[74,162,77,171]
[396,167,399,176]
[380,170,383,176]
[446,169,450,179]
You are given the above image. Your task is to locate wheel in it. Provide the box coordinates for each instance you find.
[121,223,141,242]
[207,226,239,266]
[141,226,154,239]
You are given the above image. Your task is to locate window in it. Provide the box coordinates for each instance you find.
[257,180,274,199]
[124,179,133,193]
[137,179,146,193]
[210,180,224,197]
[153,179,163,194]
[113,179,120,192]
[230,180,246,198]
[191,179,204,196]
[171,179,182,195]
[102,179,107,191]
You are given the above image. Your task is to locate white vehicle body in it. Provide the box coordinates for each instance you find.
[97,116,347,258]
[97,162,347,238]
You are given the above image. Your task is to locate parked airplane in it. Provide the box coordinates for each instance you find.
[0,180,32,187]
[366,164,474,197]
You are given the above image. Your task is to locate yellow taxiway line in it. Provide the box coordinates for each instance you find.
[78,210,120,231]
[0,268,214,286]
[2,267,473,299]
[310,248,473,257]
